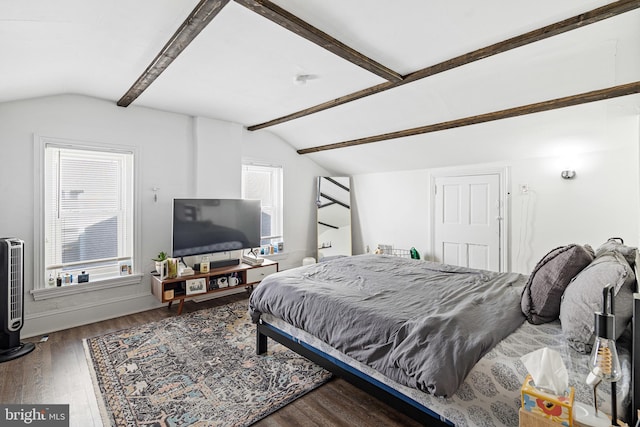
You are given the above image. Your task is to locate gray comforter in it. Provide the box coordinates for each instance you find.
[249,254,527,397]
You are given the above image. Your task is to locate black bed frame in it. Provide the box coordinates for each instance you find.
[257,294,640,426]
[633,294,639,425]
[258,320,455,426]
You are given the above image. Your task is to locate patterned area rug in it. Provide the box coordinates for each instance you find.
[84,300,332,427]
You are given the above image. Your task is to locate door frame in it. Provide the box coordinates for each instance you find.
[428,166,511,272]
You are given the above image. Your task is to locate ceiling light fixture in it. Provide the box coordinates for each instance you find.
[293,74,317,85]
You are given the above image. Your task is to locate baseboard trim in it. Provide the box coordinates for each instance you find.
[22,293,162,338]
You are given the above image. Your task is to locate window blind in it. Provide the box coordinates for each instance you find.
[242,164,283,244]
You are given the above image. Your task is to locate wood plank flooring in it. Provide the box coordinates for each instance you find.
[0,294,422,427]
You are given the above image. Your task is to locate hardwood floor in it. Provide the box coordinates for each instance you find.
[0,294,422,427]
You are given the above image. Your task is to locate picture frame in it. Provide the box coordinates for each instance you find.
[119,260,133,276]
[186,278,207,295]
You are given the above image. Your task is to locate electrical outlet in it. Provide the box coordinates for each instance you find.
[519,184,529,194]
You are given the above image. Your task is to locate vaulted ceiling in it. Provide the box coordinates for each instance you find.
[2,0,639,175]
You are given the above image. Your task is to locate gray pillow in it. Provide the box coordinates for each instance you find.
[596,237,637,268]
[559,250,635,354]
[521,244,594,325]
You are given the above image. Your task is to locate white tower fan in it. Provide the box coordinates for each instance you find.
[0,238,35,362]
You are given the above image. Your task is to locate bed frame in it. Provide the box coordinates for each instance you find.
[633,294,639,425]
[256,319,450,426]
[256,294,640,426]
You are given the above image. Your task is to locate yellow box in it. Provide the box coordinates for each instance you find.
[521,374,574,426]
[163,289,174,300]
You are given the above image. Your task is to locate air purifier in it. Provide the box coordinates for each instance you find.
[0,238,35,362]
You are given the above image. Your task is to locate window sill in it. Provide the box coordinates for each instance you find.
[260,252,288,261]
[30,274,143,301]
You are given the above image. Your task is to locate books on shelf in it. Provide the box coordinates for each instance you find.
[242,256,264,266]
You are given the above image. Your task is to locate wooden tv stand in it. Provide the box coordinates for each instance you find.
[150,259,278,315]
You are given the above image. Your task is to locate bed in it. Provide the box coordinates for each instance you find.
[249,250,639,426]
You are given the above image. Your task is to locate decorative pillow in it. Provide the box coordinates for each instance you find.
[521,244,594,325]
[595,237,637,269]
[559,250,635,354]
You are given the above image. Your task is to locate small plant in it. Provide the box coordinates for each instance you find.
[153,251,168,262]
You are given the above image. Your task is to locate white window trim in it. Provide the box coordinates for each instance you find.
[31,134,142,300]
[31,274,143,301]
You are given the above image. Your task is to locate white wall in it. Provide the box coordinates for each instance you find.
[0,94,329,336]
[508,146,639,273]
[352,112,640,274]
[352,170,430,256]
[193,116,243,198]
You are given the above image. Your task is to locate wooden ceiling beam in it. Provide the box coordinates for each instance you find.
[249,0,640,131]
[117,0,231,108]
[297,81,640,154]
[234,0,402,83]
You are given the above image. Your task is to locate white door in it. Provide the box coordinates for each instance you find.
[433,173,502,271]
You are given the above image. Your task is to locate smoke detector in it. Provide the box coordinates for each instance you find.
[293,74,318,85]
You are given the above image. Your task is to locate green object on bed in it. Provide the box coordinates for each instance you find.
[410,247,420,259]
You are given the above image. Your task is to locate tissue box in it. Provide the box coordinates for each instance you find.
[521,374,574,426]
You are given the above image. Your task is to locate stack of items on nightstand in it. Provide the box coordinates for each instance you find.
[519,341,628,426]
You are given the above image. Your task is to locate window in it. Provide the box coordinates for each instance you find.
[241,163,283,247]
[38,140,135,289]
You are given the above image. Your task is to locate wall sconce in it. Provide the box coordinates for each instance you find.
[561,170,576,180]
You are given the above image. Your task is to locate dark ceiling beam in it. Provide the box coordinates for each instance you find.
[297,81,640,154]
[249,0,640,131]
[117,0,231,107]
[233,0,402,83]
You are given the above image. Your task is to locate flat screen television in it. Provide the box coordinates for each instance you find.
[172,198,261,258]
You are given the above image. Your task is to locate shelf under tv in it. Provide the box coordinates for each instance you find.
[150,259,278,315]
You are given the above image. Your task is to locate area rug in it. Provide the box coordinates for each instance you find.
[84,300,332,427]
